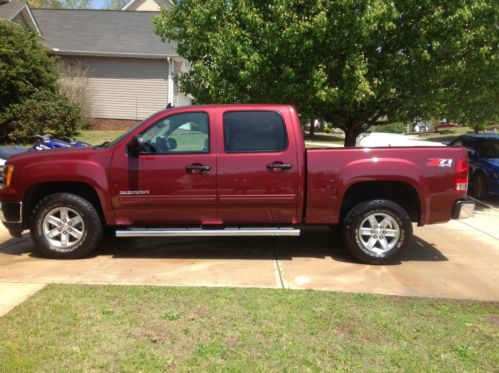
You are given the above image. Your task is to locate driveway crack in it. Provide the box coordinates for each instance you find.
[272,238,287,289]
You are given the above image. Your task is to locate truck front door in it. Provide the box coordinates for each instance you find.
[216,109,300,224]
[109,110,217,225]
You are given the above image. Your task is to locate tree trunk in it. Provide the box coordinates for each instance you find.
[344,128,359,147]
[319,121,325,132]
[309,120,315,138]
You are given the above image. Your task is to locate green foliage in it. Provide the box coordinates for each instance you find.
[374,123,406,134]
[0,21,84,143]
[28,0,92,8]
[1,90,83,143]
[28,0,63,8]
[62,0,92,9]
[154,0,498,146]
[0,21,58,115]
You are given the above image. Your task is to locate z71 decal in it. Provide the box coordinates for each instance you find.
[427,158,453,167]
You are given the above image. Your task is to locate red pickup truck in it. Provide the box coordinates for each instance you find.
[0,104,474,264]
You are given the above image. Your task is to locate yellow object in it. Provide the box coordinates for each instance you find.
[4,165,14,187]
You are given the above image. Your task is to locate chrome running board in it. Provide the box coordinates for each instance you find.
[116,227,300,238]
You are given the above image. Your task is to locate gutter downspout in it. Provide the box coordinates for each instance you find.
[167,57,174,107]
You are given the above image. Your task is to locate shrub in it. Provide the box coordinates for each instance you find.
[0,20,58,114]
[1,90,83,143]
[58,60,93,127]
[373,123,406,134]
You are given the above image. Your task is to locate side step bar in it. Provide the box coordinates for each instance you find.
[116,227,300,238]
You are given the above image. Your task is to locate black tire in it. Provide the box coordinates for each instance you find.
[341,199,412,264]
[472,173,487,200]
[30,193,103,259]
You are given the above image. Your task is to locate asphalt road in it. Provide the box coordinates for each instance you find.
[0,199,497,310]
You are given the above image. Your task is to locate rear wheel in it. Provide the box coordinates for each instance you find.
[342,199,412,264]
[30,193,103,259]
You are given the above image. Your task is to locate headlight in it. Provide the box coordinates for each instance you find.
[0,165,14,187]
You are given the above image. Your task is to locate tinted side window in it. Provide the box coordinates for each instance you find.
[223,111,287,152]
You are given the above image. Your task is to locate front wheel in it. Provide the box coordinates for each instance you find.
[30,193,103,259]
[342,199,412,264]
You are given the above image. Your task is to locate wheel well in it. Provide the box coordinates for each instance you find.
[23,182,104,229]
[340,181,420,222]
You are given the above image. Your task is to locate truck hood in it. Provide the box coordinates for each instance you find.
[7,147,100,165]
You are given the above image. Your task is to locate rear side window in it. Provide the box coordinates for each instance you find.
[223,111,287,153]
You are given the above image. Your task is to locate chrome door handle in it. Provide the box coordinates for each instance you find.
[186,164,211,172]
[267,163,292,170]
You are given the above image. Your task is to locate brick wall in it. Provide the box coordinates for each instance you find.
[88,118,139,131]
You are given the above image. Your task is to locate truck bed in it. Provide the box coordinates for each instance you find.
[305,146,468,225]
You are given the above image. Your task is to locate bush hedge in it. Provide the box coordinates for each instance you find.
[373,123,407,134]
[0,21,83,143]
[1,90,83,143]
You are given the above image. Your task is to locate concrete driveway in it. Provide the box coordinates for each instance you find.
[0,199,498,304]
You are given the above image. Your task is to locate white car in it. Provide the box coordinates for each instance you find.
[356,132,444,147]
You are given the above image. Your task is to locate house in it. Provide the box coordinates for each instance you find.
[0,0,40,33]
[0,0,191,127]
[121,0,172,12]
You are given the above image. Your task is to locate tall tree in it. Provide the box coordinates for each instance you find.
[62,0,92,9]
[28,0,91,8]
[28,0,63,8]
[154,0,498,146]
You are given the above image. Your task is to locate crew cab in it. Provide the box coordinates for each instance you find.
[0,105,474,264]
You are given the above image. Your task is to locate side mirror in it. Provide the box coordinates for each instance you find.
[127,136,144,156]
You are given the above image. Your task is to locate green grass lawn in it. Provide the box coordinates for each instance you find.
[0,285,497,371]
[417,126,474,143]
[76,130,125,145]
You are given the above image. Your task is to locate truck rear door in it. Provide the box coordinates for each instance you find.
[216,108,299,224]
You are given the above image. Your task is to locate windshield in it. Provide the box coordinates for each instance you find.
[96,114,156,149]
[478,139,499,158]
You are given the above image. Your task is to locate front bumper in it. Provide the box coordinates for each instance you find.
[0,202,22,224]
[453,200,475,219]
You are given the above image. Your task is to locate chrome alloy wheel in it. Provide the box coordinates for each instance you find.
[42,207,85,251]
[357,213,400,255]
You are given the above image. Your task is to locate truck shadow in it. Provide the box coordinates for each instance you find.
[0,227,447,264]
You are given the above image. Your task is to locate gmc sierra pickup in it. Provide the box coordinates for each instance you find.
[0,104,474,264]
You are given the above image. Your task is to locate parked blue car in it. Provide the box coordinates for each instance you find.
[449,134,499,198]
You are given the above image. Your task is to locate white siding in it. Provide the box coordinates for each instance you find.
[124,0,172,11]
[62,56,169,120]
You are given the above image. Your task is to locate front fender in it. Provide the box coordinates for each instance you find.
[15,156,115,225]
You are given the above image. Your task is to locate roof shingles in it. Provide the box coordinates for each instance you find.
[31,8,177,58]
[0,0,26,20]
